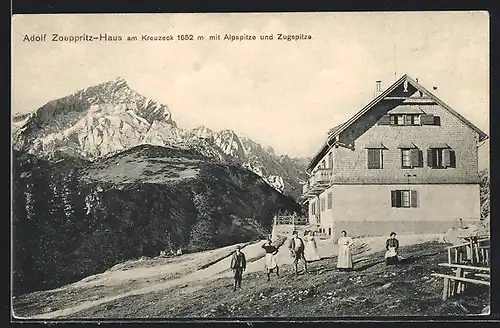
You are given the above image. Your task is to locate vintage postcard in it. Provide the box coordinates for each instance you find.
[11,12,490,320]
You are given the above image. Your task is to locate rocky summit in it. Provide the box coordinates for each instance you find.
[12,77,309,199]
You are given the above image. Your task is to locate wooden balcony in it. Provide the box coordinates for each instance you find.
[301,183,310,198]
[301,169,334,199]
[308,169,333,195]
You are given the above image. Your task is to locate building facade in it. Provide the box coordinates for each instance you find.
[302,75,488,240]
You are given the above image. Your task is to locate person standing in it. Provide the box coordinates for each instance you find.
[288,230,308,275]
[337,230,354,271]
[262,238,280,281]
[304,231,321,262]
[385,232,400,265]
[230,245,246,291]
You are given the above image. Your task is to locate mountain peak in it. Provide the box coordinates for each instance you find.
[97,76,129,91]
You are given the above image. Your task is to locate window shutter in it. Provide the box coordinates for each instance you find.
[376,149,382,169]
[449,150,456,168]
[421,114,435,125]
[395,191,402,207]
[328,152,334,169]
[442,148,451,167]
[410,148,420,167]
[367,149,375,169]
[418,150,424,167]
[391,190,397,207]
[391,190,402,207]
[410,190,418,207]
[378,115,391,125]
[427,149,435,167]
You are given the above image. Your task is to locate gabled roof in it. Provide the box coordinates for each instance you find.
[307,74,489,172]
[405,75,488,141]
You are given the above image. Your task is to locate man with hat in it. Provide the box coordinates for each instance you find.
[230,245,247,291]
[288,230,308,275]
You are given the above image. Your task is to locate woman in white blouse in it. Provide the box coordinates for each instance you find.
[337,230,354,271]
[304,231,321,262]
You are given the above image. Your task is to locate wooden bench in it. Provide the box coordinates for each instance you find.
[433,263,490,300]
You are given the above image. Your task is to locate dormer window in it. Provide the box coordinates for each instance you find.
[378,105,439,126]
[390,114,421,126]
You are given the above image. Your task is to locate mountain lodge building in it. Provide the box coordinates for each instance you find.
[301,74,488,240]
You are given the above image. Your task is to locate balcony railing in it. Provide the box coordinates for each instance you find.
[275,215,309,226]
[309,169,333,195]
[302,168,333,198]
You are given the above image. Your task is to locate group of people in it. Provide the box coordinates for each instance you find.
[229,230,400,291]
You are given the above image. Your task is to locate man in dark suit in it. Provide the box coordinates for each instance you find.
[288,230,308,275]
[230,245,247,291]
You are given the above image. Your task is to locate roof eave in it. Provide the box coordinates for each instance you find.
[327,74,410,141]
[306,142,330,172]
[405,75,489,144]
[306,75,409,172]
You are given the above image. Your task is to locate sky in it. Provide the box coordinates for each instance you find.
[11,12,489,168]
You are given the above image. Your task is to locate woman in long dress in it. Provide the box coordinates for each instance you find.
[262,238,279,281]
[337,230,354,271]
[304,231,321,262]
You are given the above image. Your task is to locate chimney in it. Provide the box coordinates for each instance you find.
[374,80,383,97]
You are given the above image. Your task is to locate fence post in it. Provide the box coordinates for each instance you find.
[442,278,449,300]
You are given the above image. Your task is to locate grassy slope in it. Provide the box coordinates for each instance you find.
[13,239,490,319]
[12,145,301,295]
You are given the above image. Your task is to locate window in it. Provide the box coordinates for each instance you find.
[320,198,326,212]
[401,149,411,168]
[406,114,420,125]
[379,114,439,126]
[328,152,334,169]
[328,228,332,236]
[391,115,404,125]
[391,190,418,208]
[401,148,422,168]
[311,202,316,215]
[427,148,456,168]
[389,114,421,126]
[327,192,332,209]
[367,148,383,169]
[320,160,326,169]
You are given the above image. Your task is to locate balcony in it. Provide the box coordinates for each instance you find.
[302,169,333,197]
[302,183,309,196]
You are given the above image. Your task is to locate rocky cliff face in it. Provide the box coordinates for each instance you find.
[12,145,301,295]
[188,127,309,196]
[12,78,308,199]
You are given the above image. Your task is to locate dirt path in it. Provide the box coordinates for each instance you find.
[17,234,444,319]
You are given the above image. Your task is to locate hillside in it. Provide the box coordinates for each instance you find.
[12,77,308,199]
[12,145,300,295]
[13,234,490,318]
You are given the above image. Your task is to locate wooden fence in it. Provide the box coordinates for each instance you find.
[274,215,309,226]
[432,236,490,300]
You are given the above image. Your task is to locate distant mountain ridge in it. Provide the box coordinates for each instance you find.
[12,77,309,199]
